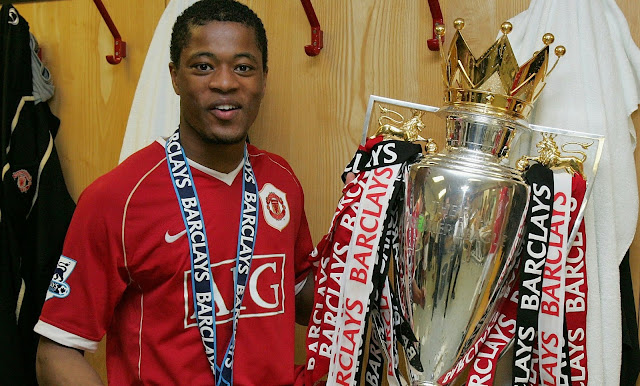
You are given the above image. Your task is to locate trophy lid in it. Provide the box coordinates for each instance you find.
[439,19,566,124]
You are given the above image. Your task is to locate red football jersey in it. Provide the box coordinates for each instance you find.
[36,141,313,385]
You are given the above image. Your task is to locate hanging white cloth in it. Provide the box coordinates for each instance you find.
[507,1,640,384]
[118,0,198,163]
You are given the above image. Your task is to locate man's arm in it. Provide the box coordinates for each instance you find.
[36,336,103,385]
[294,174,355,326]
[295,270,315,325]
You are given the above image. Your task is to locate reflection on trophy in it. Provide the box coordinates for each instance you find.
[399,19,566,385]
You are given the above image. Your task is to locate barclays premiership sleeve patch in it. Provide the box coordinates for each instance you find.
[45,256,77,301]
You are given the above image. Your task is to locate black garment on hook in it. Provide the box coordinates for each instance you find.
[0,4,75,384]
[620,251,640,386]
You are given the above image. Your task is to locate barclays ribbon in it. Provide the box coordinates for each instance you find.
[165,129,258,386]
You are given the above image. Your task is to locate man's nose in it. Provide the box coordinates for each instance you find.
[209,66,238,92]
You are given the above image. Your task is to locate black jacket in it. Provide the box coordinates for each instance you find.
[1,4,75,384]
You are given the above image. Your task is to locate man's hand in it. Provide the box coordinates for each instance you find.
[344,172,356,185]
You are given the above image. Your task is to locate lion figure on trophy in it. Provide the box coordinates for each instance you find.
[371,106,427,142]
[516,133,592,179]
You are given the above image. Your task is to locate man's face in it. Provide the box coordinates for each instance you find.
[170,21,267,146]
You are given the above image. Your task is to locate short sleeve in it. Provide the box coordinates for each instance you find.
[35,180,129,351]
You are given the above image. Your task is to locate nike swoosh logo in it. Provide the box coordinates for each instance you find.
[165,229,187,243]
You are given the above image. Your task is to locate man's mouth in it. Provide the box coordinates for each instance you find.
[213,104,240,111]
[211,104,240,120]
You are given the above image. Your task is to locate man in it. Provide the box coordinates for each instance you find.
[34,0,314,384]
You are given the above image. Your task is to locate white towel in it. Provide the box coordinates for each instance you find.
[119,0,198,163]
[507,1,640,384]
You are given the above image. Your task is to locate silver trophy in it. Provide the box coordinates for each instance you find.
[401,106,530,385]
[361,19,572,385]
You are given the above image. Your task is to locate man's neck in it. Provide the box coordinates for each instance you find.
[182,140,246,174]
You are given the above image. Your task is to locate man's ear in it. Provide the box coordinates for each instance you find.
[261,67,268,96]
[169,62,180,95]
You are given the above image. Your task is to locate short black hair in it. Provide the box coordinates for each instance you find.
[170,0,268,71]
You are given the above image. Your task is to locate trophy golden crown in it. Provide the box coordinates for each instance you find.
[438,18,565,122]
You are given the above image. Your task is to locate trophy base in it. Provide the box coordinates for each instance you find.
[411,382,438,386]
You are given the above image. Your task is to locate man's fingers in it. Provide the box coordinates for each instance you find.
[345,172,356,184]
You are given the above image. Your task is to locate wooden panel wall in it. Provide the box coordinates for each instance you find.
[14,0,640,383]
[15,0,167,198]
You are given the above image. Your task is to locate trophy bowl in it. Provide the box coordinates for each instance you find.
[400,107,530,385]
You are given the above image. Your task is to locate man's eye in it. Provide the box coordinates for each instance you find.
[194,63,213,71]
[236,64,253,72]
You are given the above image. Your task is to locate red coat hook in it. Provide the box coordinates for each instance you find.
[300,0,323,56]
[93,0,127,64]
[427,0,443,51]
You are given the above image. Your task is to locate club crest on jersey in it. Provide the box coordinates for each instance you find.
[12,169,32,193]
[45,256,77,301]
[259,183,290,231]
